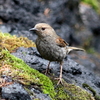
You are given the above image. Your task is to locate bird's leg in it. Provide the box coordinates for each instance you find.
[45,61,51,75]
[55,61,63,85]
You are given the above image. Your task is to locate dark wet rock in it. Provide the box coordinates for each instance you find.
[69,52,100,77]
[87,54,100,76]
[0,0,82,45]
[93,36,100,53]
[2,83,31,100]
[73,26,93,46]
[30,88,51,100]
[2,81,51,100]
[0,0,48,30]
[79,3,100,52]
[1,75,12,83]
[11,30,37,42]
[0,24,11,33]
[12,47,100,95]
[79,3,100,30]
[69,52,96,71]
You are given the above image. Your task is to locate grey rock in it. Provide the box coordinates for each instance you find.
[0,24,11,33]
[30,88,51,100]
[79,3,100,29]
[79,3,100,52]
[12,47,100,95]
[2,83,31,100]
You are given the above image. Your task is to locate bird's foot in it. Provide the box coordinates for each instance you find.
[45,68,50,75]
[55,77,63,85]
[45,61,51,75]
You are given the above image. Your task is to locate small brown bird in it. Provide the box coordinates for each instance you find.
[30,23,84,85]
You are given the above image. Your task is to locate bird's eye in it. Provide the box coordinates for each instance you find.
[41,28,45,30]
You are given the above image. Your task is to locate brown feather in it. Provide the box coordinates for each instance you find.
[56,37,69,47]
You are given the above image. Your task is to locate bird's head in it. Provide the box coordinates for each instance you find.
[29,23,57,38]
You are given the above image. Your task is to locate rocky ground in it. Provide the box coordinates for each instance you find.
[0,0,100,100]
[12,47,100,95]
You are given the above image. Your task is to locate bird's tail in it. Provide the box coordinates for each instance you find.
[66,46,85,54]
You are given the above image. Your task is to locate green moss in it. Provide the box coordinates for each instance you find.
[0,50,56,99]
[95,95,100,100]
[83,83,100,100]
[83,83,96,96]
[86,47,96,54]
[34,99,40,100]
[53,81,95,100]
[83,36,96,54]
[81,0,99,11]
[0,32,35,52]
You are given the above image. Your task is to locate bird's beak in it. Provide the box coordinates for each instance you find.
[29,28,38,31]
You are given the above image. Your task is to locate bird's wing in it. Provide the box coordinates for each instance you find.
[56,37,69,47]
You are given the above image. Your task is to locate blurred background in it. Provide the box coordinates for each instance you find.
[0,0,100,76]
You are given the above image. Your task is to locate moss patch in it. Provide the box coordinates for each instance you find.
[81,0,99,11]
[83,83,100,100]
[0,32,35,52]
[83,36,96,54]
[53,80,95,100]
[0,50,56,99]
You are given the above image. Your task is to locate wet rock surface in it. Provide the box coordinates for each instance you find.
[30,88,51,100]
[0,0,87,44]
[70,52,100,77]
[79,3,100,52]
[2,83,31,100]
[1,73,51,100]
[12,47,100,96]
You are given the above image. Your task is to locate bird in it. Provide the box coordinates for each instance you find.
[29,23,85,85]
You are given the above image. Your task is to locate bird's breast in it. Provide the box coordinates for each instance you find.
[36,37,67,62]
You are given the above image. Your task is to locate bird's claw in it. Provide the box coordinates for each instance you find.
[55,77,63,85]
[45,61,51,75]
[45,68,49,75]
